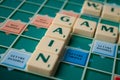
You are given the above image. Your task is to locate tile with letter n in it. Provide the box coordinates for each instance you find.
[63,48,88,66]
[68,35,93,51]
[27,50,59,76]
[1,49,30,69]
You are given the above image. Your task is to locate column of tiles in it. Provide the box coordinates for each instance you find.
[27,13,77,76]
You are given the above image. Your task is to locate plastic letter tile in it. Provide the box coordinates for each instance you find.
[27,50,59,76]
[52,13,76,28]
[92,40,116,57]
[45,24,71,41]
[81,1,103,16]
[1,20,26,34]
[73,18,97,38]
[63,48,88,66]
[1,49,30,69]
[101,5,120,22]
[31,15,53,28]
[95,23,118,43]
[36,36,65,55]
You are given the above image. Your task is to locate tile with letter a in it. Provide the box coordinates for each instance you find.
[27,50,59,76]
[45,24,71,41]
[81,1,103,16]
[36,36,65,55]
[52,13,76,29]
[1,49,30,69]
[31,15,53,28]
[95,23,118,43]
[101,5,120,22]
[73,18,97,38]
[92,40,116,57]
[63,48,88,66]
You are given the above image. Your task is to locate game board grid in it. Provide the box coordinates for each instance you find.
[0,0,120,80]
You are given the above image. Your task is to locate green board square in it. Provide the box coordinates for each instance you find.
[80,14,99,22]
[0,18,5,23]
[115,60,120,75]
[55,62,84,80]
[0,47,7,59]
[68,35,93,51]
[45,0,64,8]
[0,31,17,47]
[38,6,59,17]
[84,69,111,80]
[100,19,119,27]
[19,2,40,13]
[0,66,49,80]
[69,0,84,4]
[117,46,120,58]
[0,7,13,18]
[10,11,33,22]
[22,25,47,39]
[26,0,45,4]
[12,36,39,53]
[64,3,82,12]
[107,0,120,5]
[1,0,22,8]
[88,54,114,72]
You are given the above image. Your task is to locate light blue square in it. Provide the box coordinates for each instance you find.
[2,49,30,69]
[63,48,88,66]
[92,40,116,57]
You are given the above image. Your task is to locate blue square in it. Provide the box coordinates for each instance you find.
[1,49,30,69]
[92,40,116,57]
[63,48,88,66]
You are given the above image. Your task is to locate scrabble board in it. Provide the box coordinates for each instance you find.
[0,0,120,80]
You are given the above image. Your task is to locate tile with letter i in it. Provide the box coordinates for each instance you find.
[45,24,71,41]
[0,20,26,34]
[101,5,120,22]
[95,23,118,43]
[52,13,76,29]
[81,1,103,17]
[36,36,65,56]
[73,18,97,38]
[27,50,59,76]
